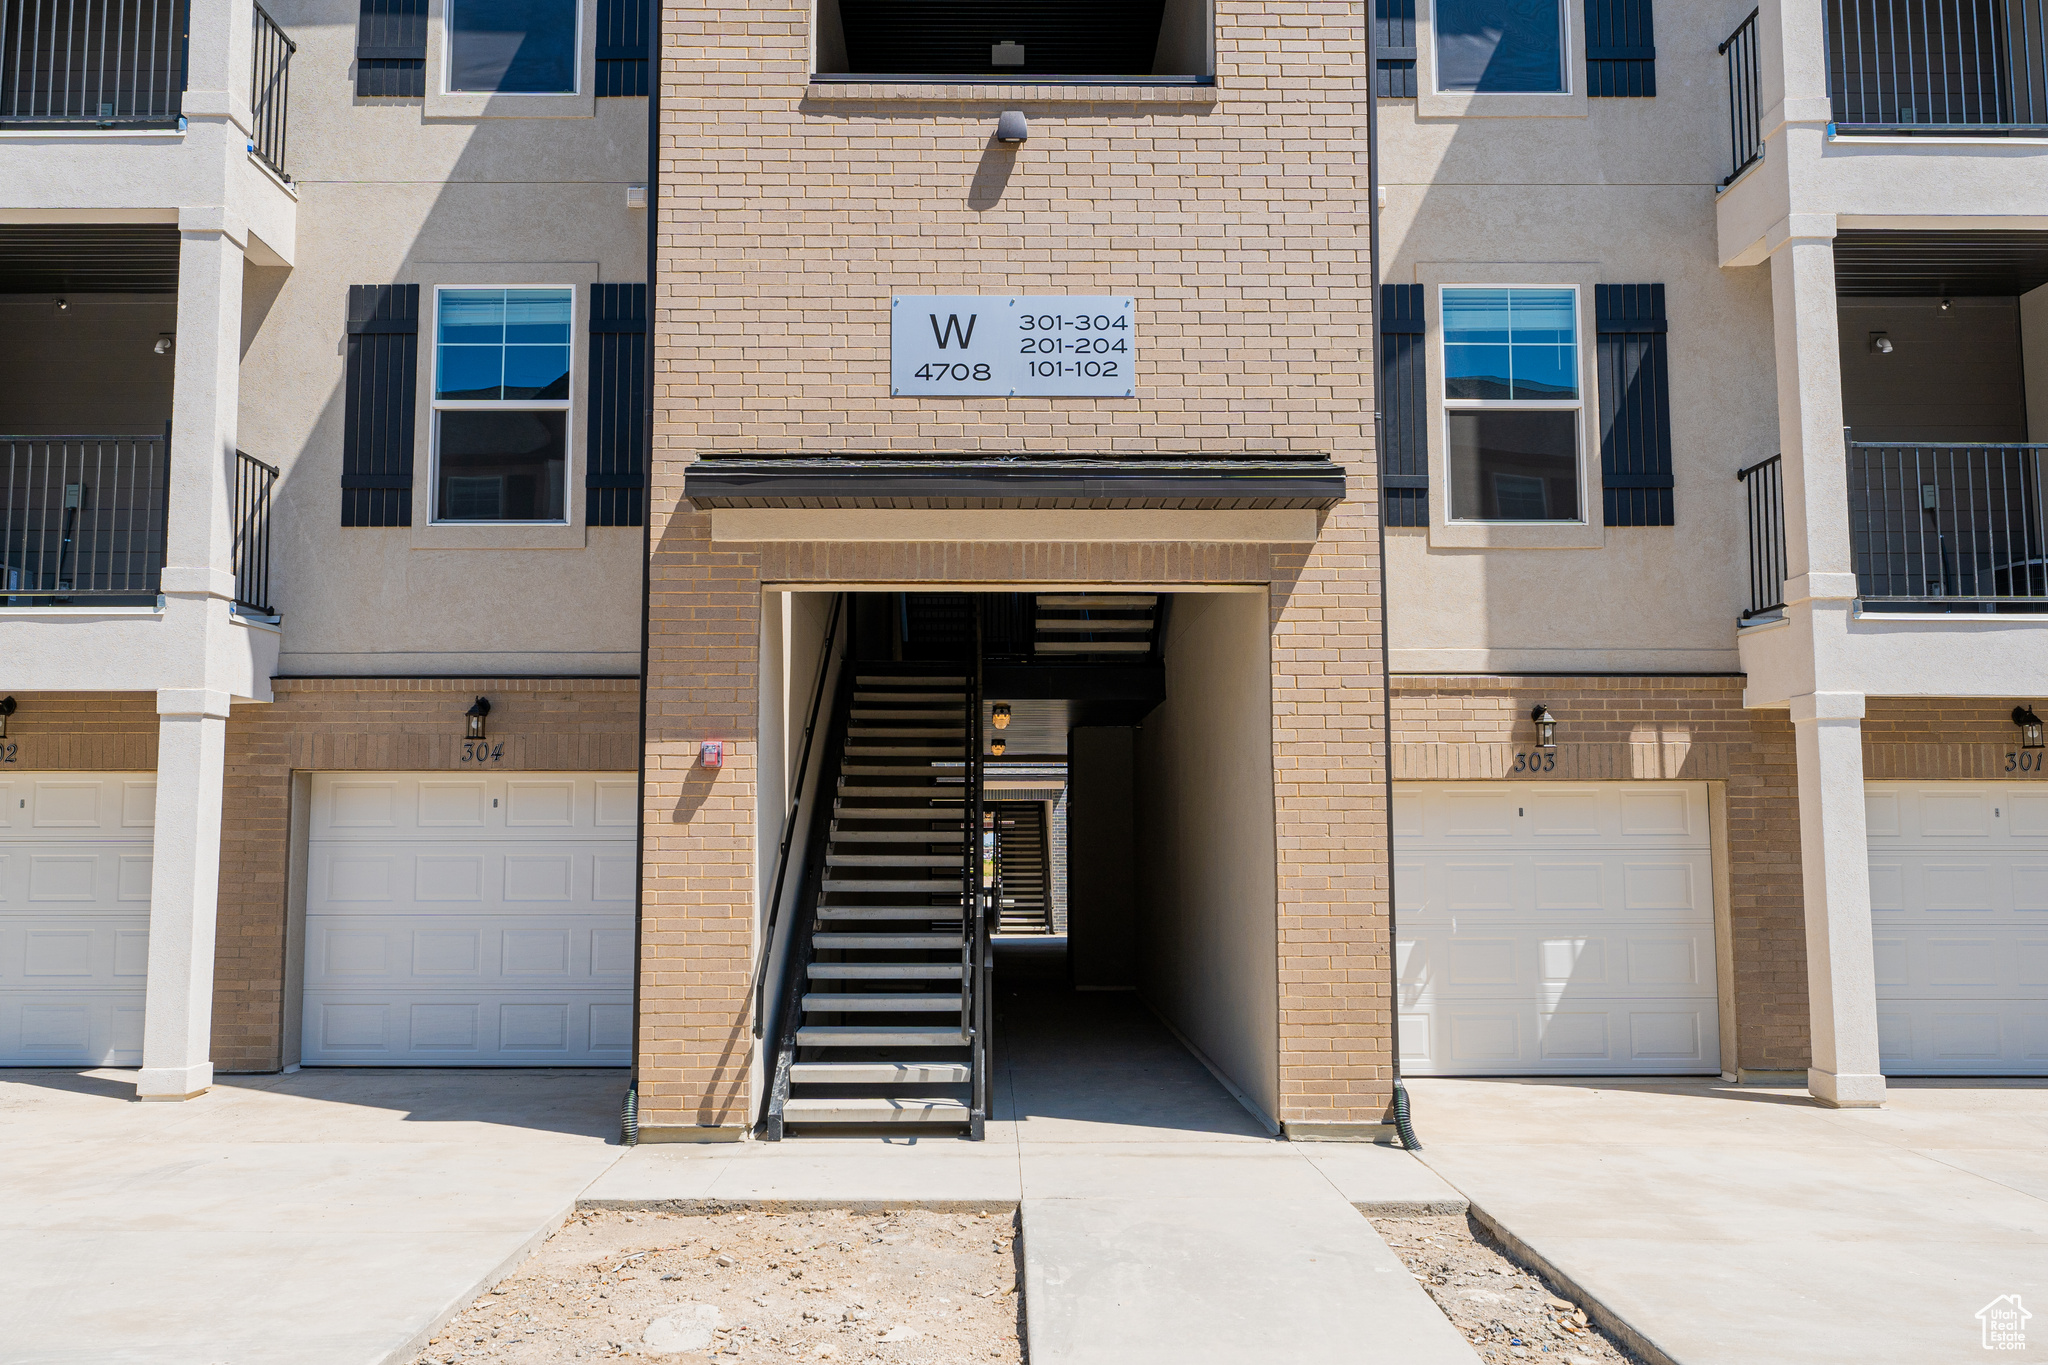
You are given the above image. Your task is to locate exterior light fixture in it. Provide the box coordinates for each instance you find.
[990,737,1007,757]
[54,298,67,311]
[465,696,490,739]
[2015,705,2044,750]
[1869,332,1893,354]
[1531,704,1558,749]
[0,696,14,739]
[154,335,173,354]
[1940,298,1952,311]
[995,110,1029,144]
[991,703,1012,729]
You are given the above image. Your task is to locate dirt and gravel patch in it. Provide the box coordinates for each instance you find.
[409,1208,1025,1363]
[1369,1214,1642,1365]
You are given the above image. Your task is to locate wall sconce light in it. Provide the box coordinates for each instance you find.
[1869,332,1894,354]
[54,298,67,312]
[2015,705,2044,750]
[995,109,1029,143]
[0,696,15,739]
[154,334,173,354]
[1940,298,1952,311]
[990,737,1007,757]
[465,696,490,739]
[991,703,1012,729]
[1531,704,1558,750]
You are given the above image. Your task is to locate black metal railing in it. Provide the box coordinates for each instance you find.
[0,0,188,126]
[1738,454,1786,620]
[1851,441,2048,605]
[1721,9,1764,184]
[966,601,988,1141]
[1827,0,2048,133]
[249,1,292,178]
[1,433,168,606]
[232,449,276,615]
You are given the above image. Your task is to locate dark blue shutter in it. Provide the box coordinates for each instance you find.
[356,0,426,98]
[1585,0,1656,97]
[1380,284,1428,528]
[342,285,419,527]
[1595,283,1674,527]
[587,284,646,527]
[597,0,650,96]
[1374,0,1417,98]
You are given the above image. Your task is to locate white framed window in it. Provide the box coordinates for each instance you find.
[431,285,574,524]
[446,0,580,94]
[1440,285,1583,522]
[1433,0,1567,93]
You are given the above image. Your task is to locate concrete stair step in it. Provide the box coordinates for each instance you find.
[796,1026,970,1046]
[829,830,965,843]
[826,853,964,867]
[809,963,963,980]
[781,1096,971,1124]
[821,879,961,892]
[790,1062,972,1084]
[816,905,962,920]
[802,993,962,1012]
[812,933,963,949]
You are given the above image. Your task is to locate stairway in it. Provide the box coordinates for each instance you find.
[1033,593,1160,657]
[774,668,985,1134]
[993,801,1053,935]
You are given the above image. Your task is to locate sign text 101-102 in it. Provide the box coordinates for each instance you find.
[890,296,1135,397]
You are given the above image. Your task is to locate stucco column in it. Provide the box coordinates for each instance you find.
[137,690,233,1101]
[1768,227,1854,592]
[166,215,245,583]
[1790,691,1885,1108]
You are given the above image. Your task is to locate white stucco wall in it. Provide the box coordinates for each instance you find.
[1136,590,1280,1125]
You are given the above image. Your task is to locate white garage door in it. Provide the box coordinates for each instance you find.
[302,772,636,1066]
[1395,781,1720,1075]
[0,773,155,1066]
[1867,782,2048,1074]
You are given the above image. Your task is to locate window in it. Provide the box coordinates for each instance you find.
[1442,286,1582,521]
[432,287,573,523]
[448,0,577,93]
[814,0,1211,81]
[1435,0,1565,93]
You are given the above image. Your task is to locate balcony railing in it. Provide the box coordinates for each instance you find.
[1720,9,1763,185]
[1,434,169,606]
[1738,454,1787,620]
[1827,0,2048,133]
[0,0,188,127]
[249,1,292,178]
[233,449,275,616]
[1851,441,2048,608]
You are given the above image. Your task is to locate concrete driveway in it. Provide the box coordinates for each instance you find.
[1406,1077,2048,1365]
[0,1068,626,1365]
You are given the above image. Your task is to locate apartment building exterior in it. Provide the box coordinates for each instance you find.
[1380,0,2048,1105]
[4,0,2041,1131]
[0,0,650,1096]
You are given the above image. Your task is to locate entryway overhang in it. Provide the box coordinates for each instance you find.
[686,455,1346,542]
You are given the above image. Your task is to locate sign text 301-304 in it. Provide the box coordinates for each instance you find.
[890,296,1135,397]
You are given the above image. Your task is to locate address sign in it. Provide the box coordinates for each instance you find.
[890,296,1135,398]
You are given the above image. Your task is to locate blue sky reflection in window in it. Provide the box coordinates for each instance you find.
[1436,0,1564,93]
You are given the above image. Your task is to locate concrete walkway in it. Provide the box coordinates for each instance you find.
[0,1068,625,1365]
[589,966,1478,1365]
[1406,1076,2048,1365]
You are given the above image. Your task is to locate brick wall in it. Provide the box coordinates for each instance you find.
[0,692,157,769]
[649,0,1384,1132]
[1390,676,1810,1073]
[213,678,640,1071]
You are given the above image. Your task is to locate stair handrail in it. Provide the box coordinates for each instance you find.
[968,601,990,1138]
[761,657,856,1139]
[752,593,846,1038]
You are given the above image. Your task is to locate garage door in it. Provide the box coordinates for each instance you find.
[1394,781,1720,1075]
[301,772,636,1066]
[1866,782,2048,1074]
[0,773,155,1066]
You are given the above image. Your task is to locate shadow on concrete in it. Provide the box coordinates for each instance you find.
[991,937,1272,1139]
[212,1067,626,1140]
[0,1068,143,1100]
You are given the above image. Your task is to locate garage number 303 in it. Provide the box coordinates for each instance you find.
[1511,751,1556,773]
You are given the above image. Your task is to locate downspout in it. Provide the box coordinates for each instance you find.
[624,6,662,1148]
[1366,4,1421,1152]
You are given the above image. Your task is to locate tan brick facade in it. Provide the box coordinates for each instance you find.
[1390,675,1811,1074]
[211,678,640,1071]
[646,0,1383,1135]
[0,692,158,770]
